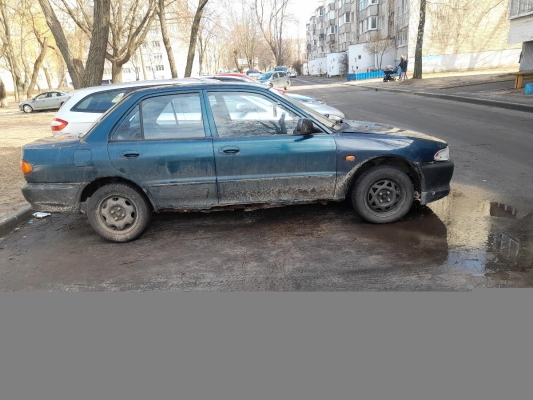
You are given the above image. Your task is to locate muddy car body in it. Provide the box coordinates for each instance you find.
[21,81,454,242]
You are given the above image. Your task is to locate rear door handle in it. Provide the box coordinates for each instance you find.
[219,146,240,155]
[122,151,140,159]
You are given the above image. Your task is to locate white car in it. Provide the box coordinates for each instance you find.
[50,79,206,136]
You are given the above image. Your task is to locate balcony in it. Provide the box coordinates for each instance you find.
[361,4,378,19]
[339,24,351,34]
[339,4,351,15]
[397,13,409,29]
[326,33,336,43]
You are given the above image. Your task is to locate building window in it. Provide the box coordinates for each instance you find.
[155,65,164,71]
[399,0,409,15]
[360,0,378,11]
[398,28,408,47]
[152,41,160,47]
[509,0,533,18]
[154,53,163,61]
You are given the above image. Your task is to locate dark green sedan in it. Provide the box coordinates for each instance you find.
[21,81,453,242]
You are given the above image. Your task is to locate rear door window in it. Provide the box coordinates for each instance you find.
[72,88,141,113]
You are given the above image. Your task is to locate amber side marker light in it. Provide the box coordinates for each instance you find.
[345,155,356,162]
[21,160,33,175]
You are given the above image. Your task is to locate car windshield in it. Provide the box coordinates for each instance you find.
[271,89,344,132]
[259,72,273,80]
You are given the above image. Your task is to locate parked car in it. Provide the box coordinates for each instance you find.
[274,66,288,73]
[283,93,344,121]
[204,74,343,119]
[19,91,70,113]
[205,73,288,93]
[246,69,262,79]
[288,71,297,78]
[21,81,453,242]
[257,71,291,90]
[49,79,202,137]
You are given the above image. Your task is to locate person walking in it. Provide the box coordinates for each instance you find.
[399,56,408,81]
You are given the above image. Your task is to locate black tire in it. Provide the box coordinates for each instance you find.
[87,183,151,242]
[23,105,33,113]
[351,166,414,224]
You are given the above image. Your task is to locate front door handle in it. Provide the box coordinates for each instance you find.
[219,146,240,155]
[122,151,140,159]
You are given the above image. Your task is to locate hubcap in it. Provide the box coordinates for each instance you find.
[99,196,136,230]
[366,179,401,212]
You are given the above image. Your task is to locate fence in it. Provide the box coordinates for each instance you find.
[346,70,398,81]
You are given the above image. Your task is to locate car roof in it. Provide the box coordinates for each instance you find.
[58,78,212,106]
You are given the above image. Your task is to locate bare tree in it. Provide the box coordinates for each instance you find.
[413,0,426,79]
[0,1,25,100]
[158,0,178,78]
[0,77,7,107]
[185,0,209,77]
[364,31,395,70]
[254,0,292,66]
[338,53,348,76]
[38,0,110,89]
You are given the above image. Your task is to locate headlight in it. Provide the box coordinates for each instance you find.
[434,147,450,161]
[327,114,343,121]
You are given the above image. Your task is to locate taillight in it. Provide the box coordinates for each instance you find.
[21,160,33,175]
[51,118,68,131]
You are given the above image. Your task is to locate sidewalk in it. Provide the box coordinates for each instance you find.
[342,68,533,112]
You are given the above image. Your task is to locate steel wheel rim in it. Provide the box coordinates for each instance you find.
[98,194,137,231]
[23,105,32,113]
[366,178,402,213]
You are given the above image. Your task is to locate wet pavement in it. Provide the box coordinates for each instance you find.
[1,187,532,291]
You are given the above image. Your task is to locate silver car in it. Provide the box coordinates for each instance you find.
[19,91,70,113]
[258,71,291,90]
[286,93,345,121]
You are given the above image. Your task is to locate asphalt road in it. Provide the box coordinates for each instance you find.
[1,80,532,291]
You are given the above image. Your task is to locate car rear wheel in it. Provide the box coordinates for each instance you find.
[87,183,151,242]
[351,166,414,224]
[23,105,33,113]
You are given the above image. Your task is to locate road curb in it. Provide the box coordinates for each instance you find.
[0,205,34,238]
[358,85,533,113]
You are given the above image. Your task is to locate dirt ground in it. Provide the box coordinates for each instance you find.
[0,100,53,219]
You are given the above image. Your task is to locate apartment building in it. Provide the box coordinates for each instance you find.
[508,0,533,71]
[306,0,521,77]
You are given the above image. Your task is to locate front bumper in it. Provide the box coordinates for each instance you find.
[418,160,454,205]
[22,182,87,213]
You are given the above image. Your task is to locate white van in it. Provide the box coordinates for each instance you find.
[50,79,204,136]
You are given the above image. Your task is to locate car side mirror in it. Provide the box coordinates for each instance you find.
[295,118,315,135]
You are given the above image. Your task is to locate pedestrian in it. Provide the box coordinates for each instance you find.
[399,56,408,81]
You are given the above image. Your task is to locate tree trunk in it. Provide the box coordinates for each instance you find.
[82,0,111,87]
[38,0,110,89]
[140,50,148,80]
[158,0,178,78]
[413,0,426,79]
[43,67,52,90]
[111,62,123,83]
[0,78,7,107]
[185,0,209,77]
[27,37,49,98]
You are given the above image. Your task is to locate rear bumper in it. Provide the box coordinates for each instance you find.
[418,160,454,205]
[22,182,86,212]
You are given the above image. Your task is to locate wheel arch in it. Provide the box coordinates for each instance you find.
[79,177,155,210]
[344,156,421,199]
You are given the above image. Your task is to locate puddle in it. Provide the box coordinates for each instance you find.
[426,189,533,279]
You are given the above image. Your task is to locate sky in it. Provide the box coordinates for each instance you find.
[286,0,323,39]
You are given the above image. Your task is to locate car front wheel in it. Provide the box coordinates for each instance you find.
[23,105,33,113]
[351,166,414,224]
[87,183,151,242]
